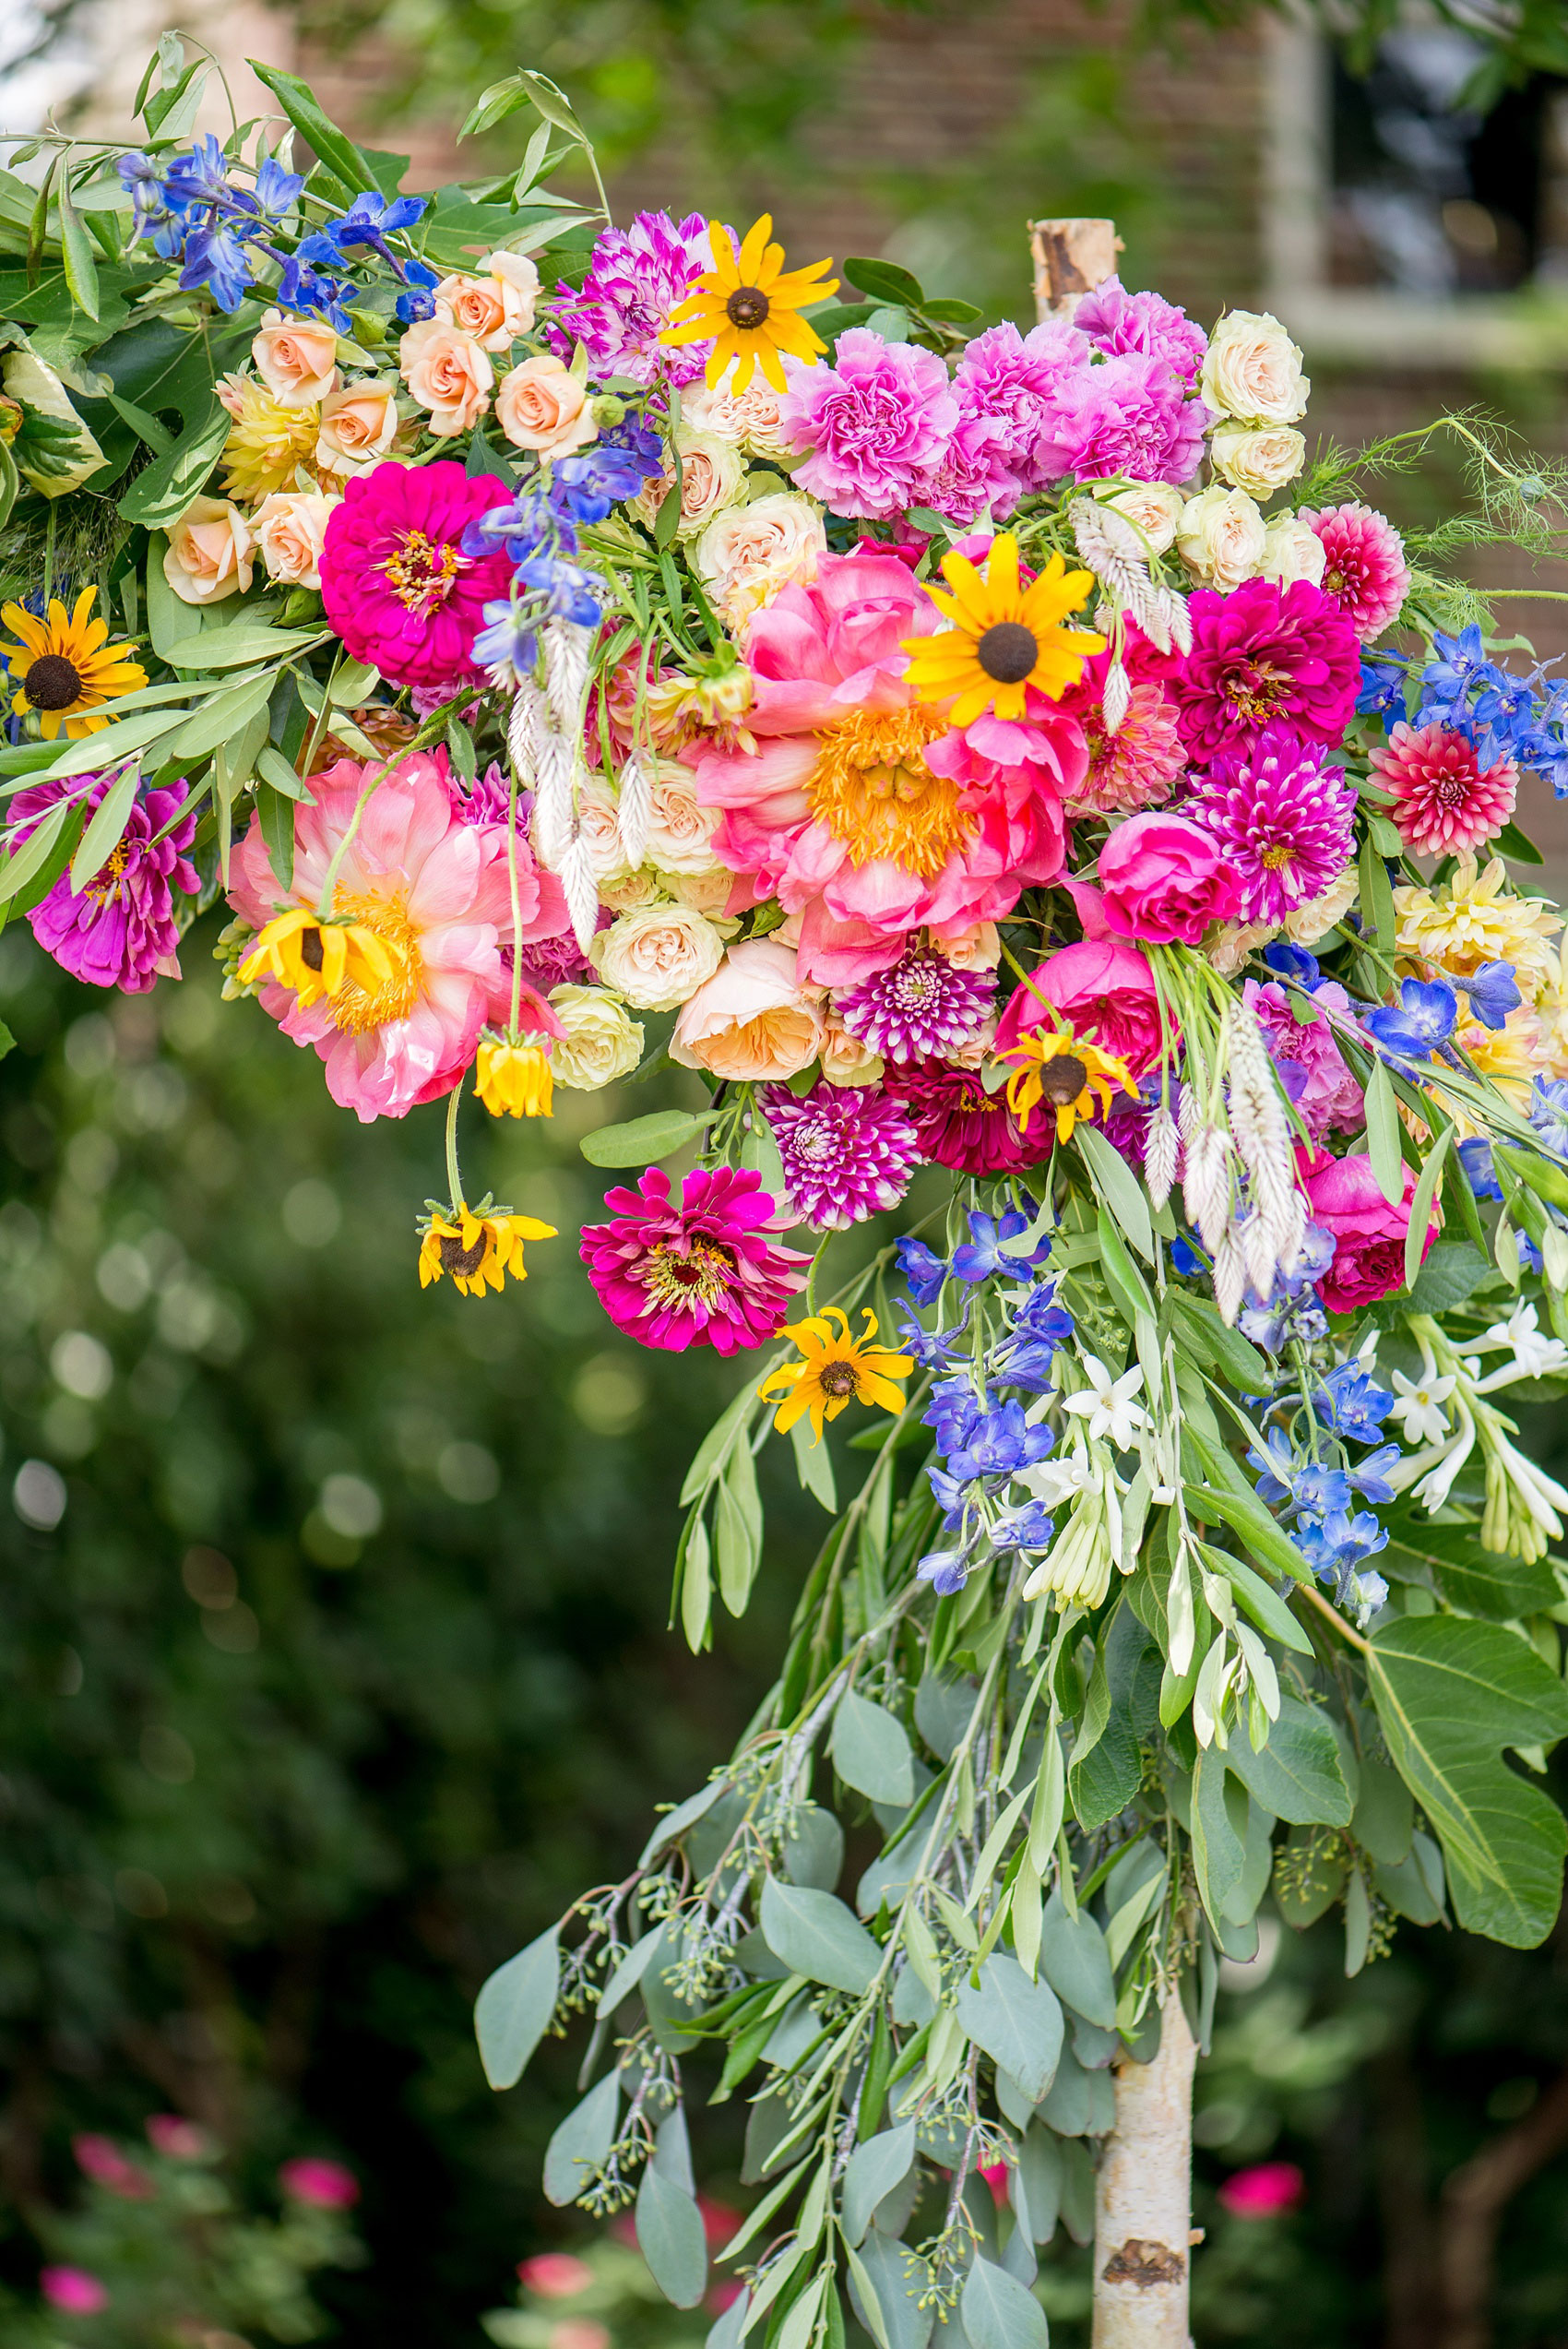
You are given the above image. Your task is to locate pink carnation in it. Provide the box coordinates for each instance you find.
[319,460,515,688]
[1301,503,1409,642]
[42,2269,109,2316]
[951,320,1087,495]
[908,406,1021,526]
[1073,277,1208,385]
[579,1166,810,1353]
[279,2156,360,2209]
[228,749,567,1121]
[1368,721,1516,857]
[1160,579,1361,762]
[1040,351,1208,486]
[778,331,956,519]
[1243,979,1362,1139]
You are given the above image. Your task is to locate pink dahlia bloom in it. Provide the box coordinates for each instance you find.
[41,2269,109,2316]
[9,770,197,993]
[1074,277,1208,385]
[1244,978,1362,1138]
[578,1166,811,1353]
[951,320,1087,495]
[1301,503,1409,642]
[883,1060,1055,1174]
[1041,351,1208,486]
[1218,2162,1304,2220]
[1182,724,1358,924]
[688,548,1083,987]
[1368,720,1517,857]
[1159,579,1361,762]
[551,211,720,388]
[319,460,515,689]
[279,2156,360,2209]
[228,749,566,1121]
[779,331,957,520]
[1060,647,1187,814]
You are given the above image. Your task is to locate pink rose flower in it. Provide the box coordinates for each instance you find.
[998,939,1165,1078]
[41,2269,109,2315]
[73,2134,154,2199]
[252,309,339,408]
[1090,813,1242,945]
[517,2254,594,2298]
[671,937,826,1082]
[279,2156,360,2209]
[1218,2161,1305,2219]
[146,2115,212,2160]
[398,320,494,436]
[1296,1146,1439,1313]
[495,353,598,458]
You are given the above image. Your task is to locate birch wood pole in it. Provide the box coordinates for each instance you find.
[1029,216,1124,320]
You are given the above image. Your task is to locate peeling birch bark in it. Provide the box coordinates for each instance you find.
[1029,217,1124,322]
[1091,1990,1198,2349]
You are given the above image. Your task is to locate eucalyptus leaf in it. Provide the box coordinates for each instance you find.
[1038,1893,1115,2029]
[833,1690,915,1807]
[959,2253,1050,2349]
[542,2070,619,2207]
[636,2159,707,2308]
[1226,1696,1353,1827]
[842,2122,915,2246]
[474,1925,560,2089]
[759,1877,881,1994]
[955,1954,1063,2105]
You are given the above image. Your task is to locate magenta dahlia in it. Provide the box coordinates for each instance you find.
[1182,724,1357,924]
[1161,579,1361,762]
[10,769,197,992]
[835,946,994,1059]
[1301,503,1409,643]
[550,211,721,388]
[763,1081,921,1229]
[578,1165,810,1353]
[1368,721,1518,857]
[883,1061,1055,1175]
[319,461,514,688]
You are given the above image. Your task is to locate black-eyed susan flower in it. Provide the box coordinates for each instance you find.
[659,216,838,395]
[417,1198,557,1298]
[757,1306,914,1444]
[238,905,396,1010]
[474,1031,553,1119]
[901,534,1105,724]
[998,1022,1136,1145]
[2,587,148,738]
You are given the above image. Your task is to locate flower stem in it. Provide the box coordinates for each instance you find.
[445,1078,465,1210]
[506,765,524,1036]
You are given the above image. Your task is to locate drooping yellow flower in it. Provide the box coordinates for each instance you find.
[757,1306,914,1444]
[218,376,319,502]
[474,1032,554,1119]
[238,905,395,1010]
[1,587,147,739]
[659,216,838,395]
[998,1022,1136,1145]
[417,1200,557,1298]
[901,535,1105,725]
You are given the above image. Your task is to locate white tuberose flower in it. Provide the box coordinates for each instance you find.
[1063,1359,1146,1449]
[1389,1367,1456,1446]
[1474,1303,1568,1386]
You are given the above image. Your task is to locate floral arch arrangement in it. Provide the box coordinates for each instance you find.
[6,38,1568,2344]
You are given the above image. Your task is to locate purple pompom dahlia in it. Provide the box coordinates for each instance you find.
[1182,723,1358,924]
[764,1080,921,1229]
[835,946,994,1060]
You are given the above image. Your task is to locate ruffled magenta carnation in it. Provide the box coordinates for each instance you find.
[1301,503,1409,643]
[883,1060,1055,1174]
[550,211,720,388]
[1182,724,1358,923]
[835,945,994,1059]
[1041,351,1207,486]
[1160,579,1361,762]
[9,769,197,993]
[1368,720,1516,856]
[763,1079,921,1228]
[1073,277,1208,386]
[951,320,1086,495]
[1244,977,1363,1139]
[779,330,957,519]
[578,1165,810,1353]
[319,460,515,689]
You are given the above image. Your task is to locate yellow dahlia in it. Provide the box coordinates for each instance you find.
[1,588,147,739]
[901,534,1105,725]
[659,216,837,396]
[218,375,319,502]
[757,1307,913,1444]
[1395,854,1561,995]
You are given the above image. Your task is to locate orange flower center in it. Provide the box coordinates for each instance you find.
[806,705,971,879]
[645,1236,736,1308]
[381,530,464,617]
[87,841,129,906]
[330,889,421,1032]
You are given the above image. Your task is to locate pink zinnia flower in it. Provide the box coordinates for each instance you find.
[517,2254,594,2298]
[8,770,197,993]
[319,461,515,688]
[883,1061,1055,1174]
[1218,2161,1304,2219]
[73,2134,154,2200]
[1301,503,1409,642]
[1073,277,1207,385]
[1160,579,1361,761]
[279,2156,360,2209]
[580,1166,810,1353]
[1182,725,1358,924]
[41,2268,109,2315]
[228,749,566,1121]
[145,2115,211,2161]
[551,211,720,388]
[1369,720,1517,857]
[778,331,957,520]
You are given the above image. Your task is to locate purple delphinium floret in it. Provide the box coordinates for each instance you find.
[10,770,198,993]
[778,330,957,519]
[835,945,993,1060]
[763,1079,921,1229]
[550,210,720,388]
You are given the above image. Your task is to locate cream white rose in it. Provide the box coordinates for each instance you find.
[398,320,493,436]
[681,379,792,461]
[818,1014,884,1088]
[645,760,723,876]
[576,775,634,884]
[1176,483,1268,590]
[1090,481,1186,557]
[434,250,540,351]
[163,496,254,604]
[1259,512,1327,590]
[546,984,645,1091]
[1201,309,1309,425]
[670,938,825,1082]
[250,490,338,589]
[666,868,738,918]
[252,309,339,409]
[691,493,826,633]
[1209,420,1307,499]
[590,903,726,1009]
[632,428,747,543]
[598,869,668,912]
[315,378,401,476]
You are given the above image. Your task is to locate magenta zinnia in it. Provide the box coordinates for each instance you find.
[1369,721,1518,858]
[835,945,994,1060]
[1301,502,1409,643]
[1161,579,1360,762]
[1182,724,1357,924]
[578,1165,810,1353]
[319,460,514,688]
[763,1080,921,1229]
[8,769,198,993]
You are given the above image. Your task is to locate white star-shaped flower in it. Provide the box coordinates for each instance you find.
[1390,1367,1456,1446]
[1481,1303,1568,1382]
[1063,1358,1146,1449]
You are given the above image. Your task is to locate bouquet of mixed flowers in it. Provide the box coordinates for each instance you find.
[8,38,1568,2344]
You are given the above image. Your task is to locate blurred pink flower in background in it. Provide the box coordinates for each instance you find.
[547,2320,609,2349]
[1218,2160,1305,2218]
[517,2254,594,2298]
[146,2115,212,2160]
[73,2135,154,2200]
[41,2268,109,2315]
[279,2156,360,2208]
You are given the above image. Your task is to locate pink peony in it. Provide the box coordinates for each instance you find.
[1243,979,1362,1138]
[228,749,566,1121]
[1297,1146,1439,1313]
[1218,2162,1304,2219]
[518,2254,594,2298]
[1089,813,1243,944]
[41,2269,109,2315]
[73,2135,154,2200]
[1369,721,1516,858]
[279,2156,360,2208]
[1301,503,1409,642]
[997,939,1166,1079]
[883,1060,1056,1174]
[319,460,515,688]
[1159,579,1360,762]
[10,770,197,993]
[687,548,1082,987]
[580,1166,810,1353]
[778,331,957,520]
[145,2115,211,2161]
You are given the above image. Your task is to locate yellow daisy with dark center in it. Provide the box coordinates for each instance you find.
[238,905,397,1012]
[757,1306,914,1444]
[1,587,148,739]
[417,1198,557,1298]
[659,216,838,395]
[901,533,1105,726]
[998,1018,1136,1145]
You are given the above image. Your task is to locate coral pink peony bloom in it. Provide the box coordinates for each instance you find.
[319,460,515,688]
[73,2135,154,2199]
[1297,1146,1439,1313]
[579,1166,810,1353]
[279,2156,360,2208]
[998,939,1166,1079]
[517,2254,594,2297]
[41,2269,109,2315]
[146,2116,212,2161]
[1218,2162,1304,2219]
[1089,813,1242,945]
[228,750,566,1121]
[1301,503,1409,642]
[688,549,1082,987]
[1369,721,1517,858]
